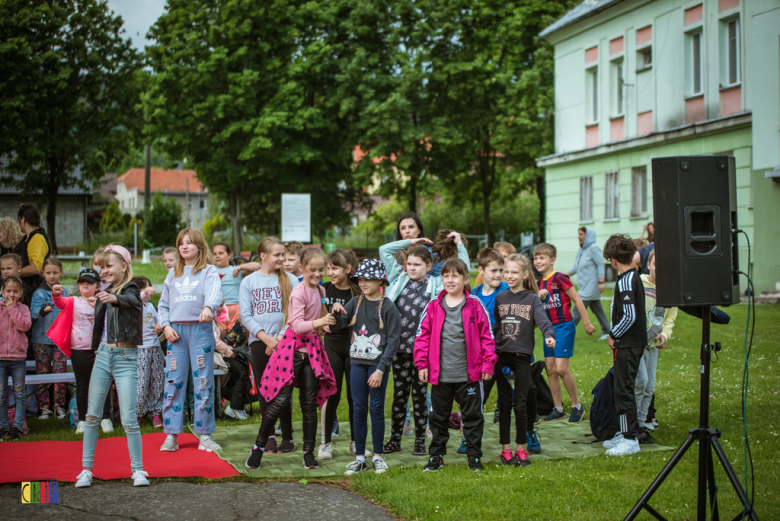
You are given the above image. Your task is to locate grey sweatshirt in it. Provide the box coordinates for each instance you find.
[158,265,222,327]
[569,226,605,301]
[239,271,299,344]
[493,289,555,356]
[331,295,400,374]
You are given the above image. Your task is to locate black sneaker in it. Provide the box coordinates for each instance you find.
[245,447,263,469]
[412,441,426,456]
[0,427,8,439]
[383,439,401,453]
[264,437,278,453]
[468,457,484,472]
[535,414,541,425]
[303,451,320,469]
[493,410,499,424]
[423,455,444,472]
[637,428,656,445]
[344,459,371,475]
[8,427,22,440]
[279,438,295,453]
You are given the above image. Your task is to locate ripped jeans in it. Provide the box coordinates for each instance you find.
[0,360,26,430]
[82,344,143,472]
[162,322,215,435]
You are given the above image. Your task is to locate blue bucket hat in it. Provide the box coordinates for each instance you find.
[354,258,387,281]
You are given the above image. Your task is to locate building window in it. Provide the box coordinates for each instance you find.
[612,60,625,116]
[720,18,741,86]
[631,166,647,218]
[200,199,205,209]
[188,200,192,209]
[687,31,704,95]
[587,67,599,123]
[605,171,620,220]
[640,48,652,69]
[580,176,593,222]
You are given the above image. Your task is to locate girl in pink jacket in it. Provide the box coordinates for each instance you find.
[0,276,32,439]
[414,259,496,473]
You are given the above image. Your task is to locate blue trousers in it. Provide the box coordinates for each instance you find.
[0,360,26,430]
[82,344,143,471]
[163,322,215,435]
[350,363,389,455]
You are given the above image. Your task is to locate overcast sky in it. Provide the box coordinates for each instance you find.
[106,0,167,50]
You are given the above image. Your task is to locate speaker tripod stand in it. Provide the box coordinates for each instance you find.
[625,307,759,521]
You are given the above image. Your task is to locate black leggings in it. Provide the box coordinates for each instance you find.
[250,340,293,439]
[389,352,428,443]
[323,337,353,444]
[71,349,111,422]
[495,351,536,446]
[255,352,319,452]
[224,358,249,410]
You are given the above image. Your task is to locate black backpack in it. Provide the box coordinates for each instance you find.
[589,367,620,441]
[531,361,555,416]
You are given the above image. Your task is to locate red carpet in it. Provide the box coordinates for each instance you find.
[0,433,239,483]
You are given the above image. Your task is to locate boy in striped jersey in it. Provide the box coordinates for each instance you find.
[602,234,647,456]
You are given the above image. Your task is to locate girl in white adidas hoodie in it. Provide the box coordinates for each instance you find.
[158,228,223,454]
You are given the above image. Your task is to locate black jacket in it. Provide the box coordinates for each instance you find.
[12,228,51,306]
[609,269,647,349]
[92,282,143,350]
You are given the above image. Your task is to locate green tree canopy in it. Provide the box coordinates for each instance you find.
[0,0,142,251]
[145,192,183,247]
[99,202,125,233]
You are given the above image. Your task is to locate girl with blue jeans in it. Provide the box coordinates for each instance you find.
[0,276,31,439]
[331,259,401,475]
[158,228,223,454]
[75,245,149,488]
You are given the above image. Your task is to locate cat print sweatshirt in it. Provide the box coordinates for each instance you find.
[331,295,401,375]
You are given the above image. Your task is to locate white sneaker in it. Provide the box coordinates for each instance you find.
[160,435,179,452]
[606,437,640,456]
[236,409,249,421]
[132,470,150,487]
[599,334,610,341]
[55,407,66,420]
[75,421,86,434]
[602,432,624,449]
[643,422,655,431]
[100,419,114,433]
[318,442,333,460]
[344,459,371,475]
[373,458,389,474]
[224,405,239,419]
[402,424,413,436]
[198,436,222,452]
[39,408,52,420]
[652,419,659,429]
[75,469,93,488]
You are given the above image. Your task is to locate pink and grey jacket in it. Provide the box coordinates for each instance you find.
[414,289,497,385]
[0,303,32,361]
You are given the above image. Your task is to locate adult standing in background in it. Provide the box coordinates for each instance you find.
[0,218,24,256]
[565,226,610,341]
[640,222,654,243]
[13,204,51,305]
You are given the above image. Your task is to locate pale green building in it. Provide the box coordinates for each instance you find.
[537,0,779,293]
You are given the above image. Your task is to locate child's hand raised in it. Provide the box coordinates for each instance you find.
[86,296,97,308]
[51,284,64,298]
[232,267,243,278]
[418,368,429,383]
[331,303,346,315]
[143,287,156,298]
[4,295,16,307]
[545,337,556,348]
[96,292,118,305]
[447,231,462,245]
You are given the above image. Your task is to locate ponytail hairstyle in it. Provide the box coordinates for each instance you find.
[348,291,386,330]
[431,229,465,265]
[257,236,292,329]
[327,249,361,297]
[99,248,134,295]
[505,253,538,295]
[174,228,212,278]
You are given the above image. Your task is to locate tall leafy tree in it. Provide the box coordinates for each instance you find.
[144,0,366,252]
[0,0,141,251]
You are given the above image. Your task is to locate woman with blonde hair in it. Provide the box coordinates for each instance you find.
[0,218,24,256]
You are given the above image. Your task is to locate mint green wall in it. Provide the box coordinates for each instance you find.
[544,127,754,290]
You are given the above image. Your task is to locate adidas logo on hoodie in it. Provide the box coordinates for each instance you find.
[174,276,200,302]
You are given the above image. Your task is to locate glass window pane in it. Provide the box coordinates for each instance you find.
[728,21,738,84]
[693,33,701,93]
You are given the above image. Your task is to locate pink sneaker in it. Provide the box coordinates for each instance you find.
[512,448,531,467]
[152,415,163,429]
[499,449,513,465]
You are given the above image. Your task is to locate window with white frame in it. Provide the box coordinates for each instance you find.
[580,176,593,222]
[605,171,620,219]
[637,47,652,70]
[631,166,647,218]
[686,31,704,95]
[720,17,741,86]
[612,59,625,116]
[586,67,599,123]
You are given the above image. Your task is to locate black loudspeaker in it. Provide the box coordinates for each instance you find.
[652,155,740,307]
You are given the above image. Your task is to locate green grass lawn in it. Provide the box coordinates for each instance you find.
[15,273,779,519]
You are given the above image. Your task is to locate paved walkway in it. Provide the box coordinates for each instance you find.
[1,482,394,520]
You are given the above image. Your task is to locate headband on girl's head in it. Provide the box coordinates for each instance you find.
[104,245,132,266]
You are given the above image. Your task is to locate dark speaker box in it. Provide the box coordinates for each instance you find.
[652,155,739,307]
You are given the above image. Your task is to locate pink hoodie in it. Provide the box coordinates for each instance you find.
[414,289,497,385]
[0,303,32,361]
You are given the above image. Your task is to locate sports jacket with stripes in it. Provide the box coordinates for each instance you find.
[609,269,647,348]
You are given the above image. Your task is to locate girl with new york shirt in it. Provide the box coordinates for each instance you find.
[238,237,299,453]
[158,228,222,454]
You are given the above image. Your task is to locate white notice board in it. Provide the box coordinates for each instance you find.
[281,193,311,242]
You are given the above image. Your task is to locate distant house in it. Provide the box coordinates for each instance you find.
[116,169,209,228]
[0,170,91,249]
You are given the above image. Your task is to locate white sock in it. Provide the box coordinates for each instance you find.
[200,435,212,442]
[356,455,366,463]
[167,434,177,441]
[572,404,582,410]
[555,407,563,413]
[373,455,382,463]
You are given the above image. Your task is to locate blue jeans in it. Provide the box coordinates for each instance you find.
[0,360,26,430]
[82,344,143,472]
[351,363,389,455]
[163,322,215,435]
